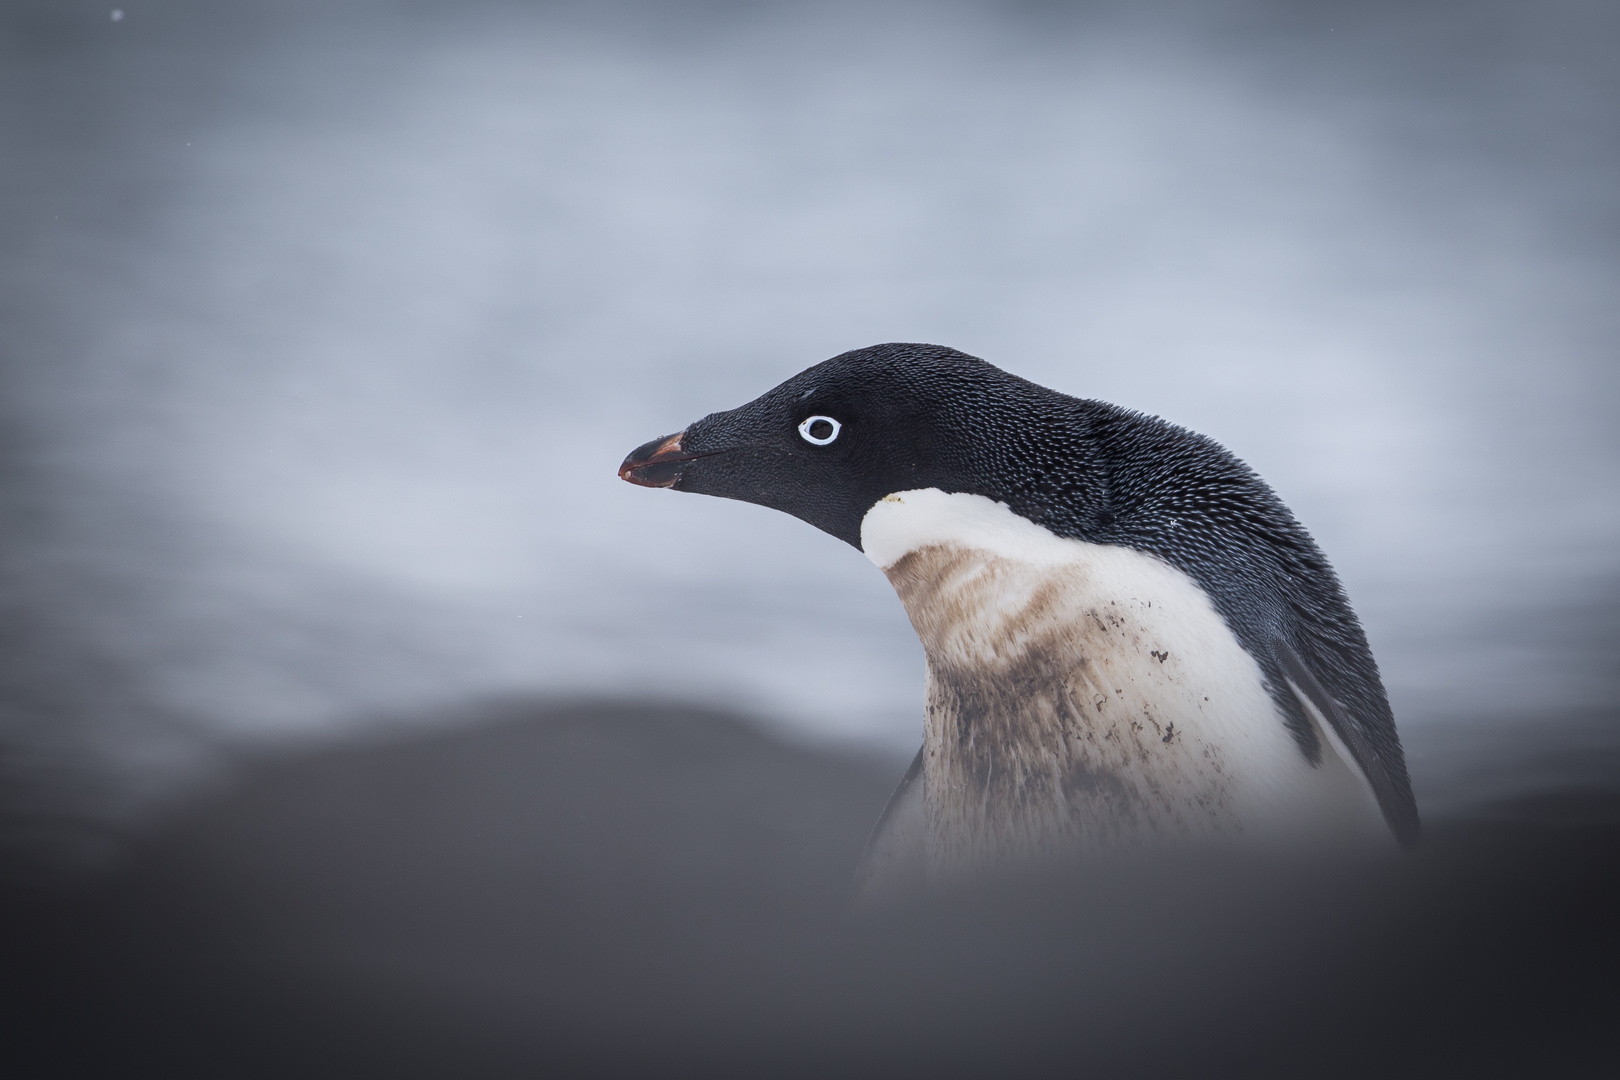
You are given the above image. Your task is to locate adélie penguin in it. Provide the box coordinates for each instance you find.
[619,343,1419,898]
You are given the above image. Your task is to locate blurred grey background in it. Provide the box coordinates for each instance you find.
[2,0,1617,865]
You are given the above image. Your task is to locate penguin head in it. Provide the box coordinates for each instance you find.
[619,343,1098,549]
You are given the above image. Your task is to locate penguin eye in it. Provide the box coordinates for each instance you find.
[798,415,841,446]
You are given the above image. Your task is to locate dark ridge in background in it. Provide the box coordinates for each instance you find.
[3,700,1617,1078]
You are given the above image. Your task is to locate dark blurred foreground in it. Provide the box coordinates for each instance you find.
[3,701,1617,1079]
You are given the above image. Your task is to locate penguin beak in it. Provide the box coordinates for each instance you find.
[618,431,711,488]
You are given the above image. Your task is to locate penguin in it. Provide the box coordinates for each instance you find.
[619,343,1419,897]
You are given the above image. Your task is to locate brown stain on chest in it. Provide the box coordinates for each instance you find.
[884,544,1240,873]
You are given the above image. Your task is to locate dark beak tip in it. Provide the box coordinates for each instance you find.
[618,463,679,489]
[619,431,691,489]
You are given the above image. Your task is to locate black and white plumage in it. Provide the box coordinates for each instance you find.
[620,343,1419,894]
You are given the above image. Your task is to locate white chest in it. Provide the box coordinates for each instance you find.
[861,489,1384,875]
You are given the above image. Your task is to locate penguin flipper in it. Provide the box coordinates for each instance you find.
[1273,637,1419,846]
[851,746,927,908]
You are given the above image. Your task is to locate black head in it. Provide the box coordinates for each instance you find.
[618,343,1105,549]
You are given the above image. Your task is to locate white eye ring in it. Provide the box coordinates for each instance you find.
[798,415,841,445]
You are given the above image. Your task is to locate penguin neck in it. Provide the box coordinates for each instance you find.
[860,489,1366,879]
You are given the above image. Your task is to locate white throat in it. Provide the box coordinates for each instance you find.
[860,489,1386,878]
